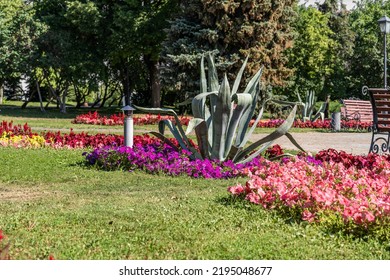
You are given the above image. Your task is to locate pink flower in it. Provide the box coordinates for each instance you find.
[228,185,245,195]
[364,211,376,223]
[302,210,316,222]
[246,192,260,205]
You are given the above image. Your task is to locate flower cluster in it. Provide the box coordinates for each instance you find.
[0,121,33,136]
[0,121,46,148]
[264,144,284,158]
[228,155,390,228]
[0,133,47,148]
[72,112,372,131]
[42,130,124,149]
[253,119,371,130]
[0,121,198,149]
[72,111,191,126]
[315,148,390,169]
[0,230,10,260]
[83,143,265,179]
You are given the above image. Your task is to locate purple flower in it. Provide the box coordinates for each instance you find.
[82,142,265,179]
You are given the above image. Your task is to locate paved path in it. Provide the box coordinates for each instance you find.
[250,132,372,155]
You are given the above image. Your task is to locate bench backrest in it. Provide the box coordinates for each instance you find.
[365,88,390,133]
[341,99,373,123]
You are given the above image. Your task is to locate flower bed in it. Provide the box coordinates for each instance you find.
[0,121,197,150]
[72,111,372,130]
[0,121,124,149]
[228,150,390,230]
[254,119,371,130]
[83,143,265,179]
[72,111,191,126]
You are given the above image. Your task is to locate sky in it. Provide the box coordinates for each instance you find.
[299,0,356,10]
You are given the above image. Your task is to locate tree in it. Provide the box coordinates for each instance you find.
[162,0,297,103]
[286,5,336,96]
[0,0,36,103]
[33,0,175,109]
[317,0,355,99]
[348,0,390,97]
[161,0,215,104]
[88,0,175,107]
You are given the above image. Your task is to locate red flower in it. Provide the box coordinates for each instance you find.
[265,144,284,158]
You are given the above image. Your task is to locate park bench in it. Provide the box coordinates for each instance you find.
[362,86,390,154]
[340,99,373,123]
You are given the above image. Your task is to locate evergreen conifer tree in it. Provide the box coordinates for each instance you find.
[161,0,297,103]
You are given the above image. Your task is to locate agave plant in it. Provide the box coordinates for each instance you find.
[135,53,304,163]
[298,90,329,122]
[275,90,328,122]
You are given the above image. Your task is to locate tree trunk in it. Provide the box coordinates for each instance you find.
[60,86,67,113]
[21,90,34,109]
[44,72,62,110]
[99,80,119,108]
[36,81,45,112]
[122,65,131,106]
[0,82,3,105]
[145,55,161,107]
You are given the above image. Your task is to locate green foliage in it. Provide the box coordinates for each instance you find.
[328,100,342,113]
[161,0,297,103]
[136,54,304,163]
[348,0,390,96]
[287,5,336,95]
[30,0,177,109]
[0,0,41,85]
[317,0,355,99]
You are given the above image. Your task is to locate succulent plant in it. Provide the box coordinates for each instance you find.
[135,53,304,163]
[275,90,328,122]
[298,90,328,122]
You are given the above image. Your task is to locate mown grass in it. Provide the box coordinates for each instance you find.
[0,148,389,260]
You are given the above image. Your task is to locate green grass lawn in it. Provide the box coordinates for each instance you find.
[0,148,389,260]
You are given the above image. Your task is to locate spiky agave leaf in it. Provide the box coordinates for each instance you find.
[185,117,211,158]
[224,93,252,158]
[191,91,217,119]
[234,105,305,163]
[133,105,197,152]
[158,119,188,150]
[231,55,249,95]
[191,91,216,146]
[234,66,263,147]
[211,74,231,160]
[205,53,219,122]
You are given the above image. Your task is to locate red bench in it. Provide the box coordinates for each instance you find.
[340,99,373,123]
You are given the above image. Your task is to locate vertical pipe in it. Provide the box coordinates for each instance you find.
[331,112,341,131]
[385,32,387,88]
[124,116,133,147]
